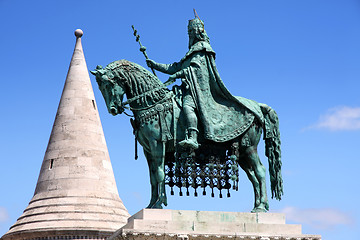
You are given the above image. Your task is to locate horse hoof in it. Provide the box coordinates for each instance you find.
[251,207,267,213]
[153,204,163,209]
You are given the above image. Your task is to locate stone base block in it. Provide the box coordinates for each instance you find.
[109,209,321,240]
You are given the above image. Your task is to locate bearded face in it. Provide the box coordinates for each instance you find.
[187,23,209,49]
[188,28,197,48]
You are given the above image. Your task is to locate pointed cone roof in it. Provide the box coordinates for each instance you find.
[2,29,130,240]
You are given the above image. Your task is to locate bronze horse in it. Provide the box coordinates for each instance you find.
[91,59,283,212]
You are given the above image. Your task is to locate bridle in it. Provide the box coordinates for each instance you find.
[105,70,172,116]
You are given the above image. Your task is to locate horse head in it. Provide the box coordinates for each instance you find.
[91,65,126,115]
[92,59,169,113]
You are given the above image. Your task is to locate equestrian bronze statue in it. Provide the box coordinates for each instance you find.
[91,16,283,213]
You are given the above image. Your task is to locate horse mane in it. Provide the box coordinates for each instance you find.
[105,59,169,107]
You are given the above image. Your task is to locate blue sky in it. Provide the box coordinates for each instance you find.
[0,0,359,239]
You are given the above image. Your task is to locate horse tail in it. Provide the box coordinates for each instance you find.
[260,104,283,200]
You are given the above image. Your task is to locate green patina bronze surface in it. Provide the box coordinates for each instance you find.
[91,16,283,212]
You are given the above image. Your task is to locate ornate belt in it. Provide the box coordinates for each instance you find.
[135,100,174,142]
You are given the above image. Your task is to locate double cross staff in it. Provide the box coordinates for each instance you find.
[131,25,158,160]
[131,25,157,77]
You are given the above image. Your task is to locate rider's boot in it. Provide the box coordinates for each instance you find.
[179,103,199,149]
[179,127,199,149]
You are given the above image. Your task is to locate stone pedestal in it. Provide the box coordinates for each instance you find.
[109,209,321,240]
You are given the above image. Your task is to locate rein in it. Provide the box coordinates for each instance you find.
[121,85,168,109]
[119,77,174,113]
[129,91,173,112]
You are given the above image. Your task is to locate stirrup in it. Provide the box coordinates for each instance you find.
[179,139,199,149]
[179,127,199,149]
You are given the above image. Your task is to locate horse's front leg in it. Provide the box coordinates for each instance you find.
[159,142,168,207]
[144,151,158,209]
[147,138,167,209]
[152,141,167,208]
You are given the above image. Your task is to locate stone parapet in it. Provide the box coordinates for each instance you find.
[109,209,321,240]
[1,230,110,240]
[118,231,322,240]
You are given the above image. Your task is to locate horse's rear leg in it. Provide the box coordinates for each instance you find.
[244,146,269,212]
[238,159,260,210]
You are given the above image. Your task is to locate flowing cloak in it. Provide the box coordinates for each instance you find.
[170,41,265,142]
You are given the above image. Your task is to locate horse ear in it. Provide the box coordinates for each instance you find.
[90,70,97,76]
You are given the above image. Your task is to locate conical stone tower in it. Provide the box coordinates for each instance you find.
[2,29,130,240]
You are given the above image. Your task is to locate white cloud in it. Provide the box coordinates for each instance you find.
[280,206,354,230]
[0,207,9,222]
[308,106,360,131]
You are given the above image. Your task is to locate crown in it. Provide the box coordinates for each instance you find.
[188,9,204,30]
[188,18,204,30]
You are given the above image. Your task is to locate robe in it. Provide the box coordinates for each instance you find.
[166,41,264,142]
